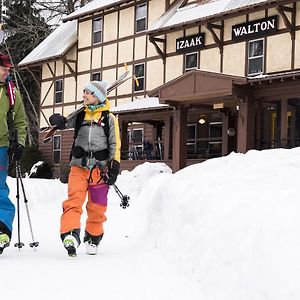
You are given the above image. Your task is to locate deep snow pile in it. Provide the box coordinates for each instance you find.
[2,148,300,300]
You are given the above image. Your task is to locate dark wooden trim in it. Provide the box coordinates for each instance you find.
[149,36,166,60]
[41,81,54,106]
[276,4,296,39]
[205,22,224,54]
[47,63,55,77]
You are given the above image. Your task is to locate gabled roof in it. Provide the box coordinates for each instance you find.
[148,0,276,34]
[148,69,247,104]
[63,0,127,22]
[19,20,77,67]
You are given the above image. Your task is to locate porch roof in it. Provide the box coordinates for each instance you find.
[148,69,247,105]
[110,97,170,114]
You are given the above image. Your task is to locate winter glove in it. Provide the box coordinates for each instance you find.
[9,143,24,161]
[49,113,66,130]
[104,160,120,186]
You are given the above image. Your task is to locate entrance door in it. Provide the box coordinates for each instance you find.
[260,100,281,149]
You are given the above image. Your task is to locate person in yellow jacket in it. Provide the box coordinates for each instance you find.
[49,80,121,256]
[0,53,27,255]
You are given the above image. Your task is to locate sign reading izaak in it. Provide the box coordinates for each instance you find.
[232,16,278,41]
[176,33,205,53]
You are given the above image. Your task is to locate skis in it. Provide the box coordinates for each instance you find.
[41,63,134,143]
[41,105,85,143]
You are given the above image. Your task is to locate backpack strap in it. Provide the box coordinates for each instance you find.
[69,110,110,162]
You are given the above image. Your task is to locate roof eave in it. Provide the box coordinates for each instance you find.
[62,0,126,22]
[148,0,284,36]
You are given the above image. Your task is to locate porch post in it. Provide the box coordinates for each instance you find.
[163,116,170,160]
[120,120,128,160]
[172,106,187,172]
[237,98,255,153]
[280,98,288,148]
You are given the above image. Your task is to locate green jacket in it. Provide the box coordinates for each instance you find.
[0,82,26,147]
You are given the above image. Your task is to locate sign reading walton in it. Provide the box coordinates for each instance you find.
[232,16,278,40]
[176,33,205,53]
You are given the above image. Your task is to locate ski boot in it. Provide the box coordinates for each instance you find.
[0,232,10,255]
[84,232,103,255]
[61,230,80,257]
[63,235,79,257]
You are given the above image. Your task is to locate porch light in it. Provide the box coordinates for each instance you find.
[198,116,206,124]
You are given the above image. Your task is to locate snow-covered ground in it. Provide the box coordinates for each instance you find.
[2,147,300,300]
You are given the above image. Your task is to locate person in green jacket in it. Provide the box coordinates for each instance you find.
[0,53,27,255]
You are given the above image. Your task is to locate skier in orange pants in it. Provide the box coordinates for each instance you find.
[49,80,121,256]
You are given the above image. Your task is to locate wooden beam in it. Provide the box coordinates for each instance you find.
[276,4,295,39]
[205,23,223,54]
[149,36,166,60]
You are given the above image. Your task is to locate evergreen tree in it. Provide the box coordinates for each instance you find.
[1,0,51,145]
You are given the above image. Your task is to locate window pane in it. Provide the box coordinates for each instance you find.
[92,72,101,81]
[55,92,62,103]
[132,129,143,143]
[136,19,146,32]
[93,19,102,32]
[53,136,61,150]
[249,57,263,74]
[53,151,60,164]
[135,64,144,77]
[187,124,196,139]
[93,31,102,44]
[135,78,144,91]
[136,4,147,19]
[55,80,63,92]
[185,53,198,69]
[249,40,263,57]
[209,122,222,138]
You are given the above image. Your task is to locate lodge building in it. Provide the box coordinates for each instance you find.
[19,0,300,176]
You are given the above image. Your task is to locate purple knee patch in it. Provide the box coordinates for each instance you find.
[88,183,108,206]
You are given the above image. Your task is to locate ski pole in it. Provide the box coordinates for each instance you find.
[15,162,39,249]
[113,184,130,209]
[14,162,24,249]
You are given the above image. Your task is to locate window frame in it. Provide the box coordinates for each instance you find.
[93,18,103,44]
[134,63,145,92]
[54,79,63,104]
[135,3,147,33]
[185,51,199,71]
[248,38,264,76]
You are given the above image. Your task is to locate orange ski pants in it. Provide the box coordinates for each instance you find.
[60,166,107,236]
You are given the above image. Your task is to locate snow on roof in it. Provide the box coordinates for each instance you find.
[149,0,270,33]
[110,97,170,114]
[18,20,77,67]
[63,0,126,22]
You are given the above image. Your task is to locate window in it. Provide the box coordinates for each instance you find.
[93,18,103,44]
[91,72,101,81]
[128,128,144,160]
[185,52,198,71]
[134,63,145,91]
[208,121,222,157]
[187,124,197,158]
[248,39,264,75]
[136,4,147,32]
[53,136,61,164]
[55,79,63,104]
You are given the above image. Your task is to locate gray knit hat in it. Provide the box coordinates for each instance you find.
[83,80,109,103]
